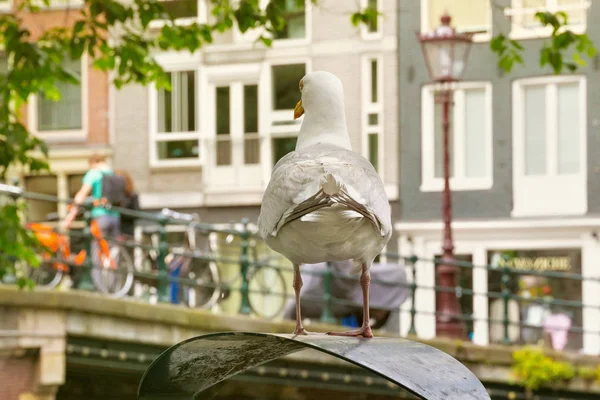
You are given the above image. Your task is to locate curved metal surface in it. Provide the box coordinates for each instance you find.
[137,332,490,400]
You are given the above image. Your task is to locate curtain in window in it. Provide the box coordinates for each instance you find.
[557,83,580,174]
[524,85,546,176]
[464,88,486,178]
[37,58,82,131]
[157,71,196,133]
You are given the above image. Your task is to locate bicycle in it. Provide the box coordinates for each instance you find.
[210,231,289,319]
[142,209,288,319]
[137,209,220,308]
[24,207,135,298]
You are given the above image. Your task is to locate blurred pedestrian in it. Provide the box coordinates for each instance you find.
[115,169,140,238]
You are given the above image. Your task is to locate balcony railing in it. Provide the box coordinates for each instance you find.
[1,184,599,357]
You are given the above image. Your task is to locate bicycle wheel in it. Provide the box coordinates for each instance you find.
[179,257,222,309]
[24,252,63,289]
[247,266,288,319]
[93,244,134,298]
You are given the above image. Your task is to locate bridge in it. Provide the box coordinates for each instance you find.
[2,286,600,400]
[2,186,600,399]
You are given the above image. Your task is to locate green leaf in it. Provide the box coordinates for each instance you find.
[573,52,586,66]
[70,37,86,59]
[73,20,86,35]
[351,12,362,27]
[499,55,513,72]
[565,62,577,72]
[540,48,550,67]
[258,35,272,47]
[509,39,524,51]
[490,35,506,52]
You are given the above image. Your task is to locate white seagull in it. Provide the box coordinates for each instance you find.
[258,71,392,338]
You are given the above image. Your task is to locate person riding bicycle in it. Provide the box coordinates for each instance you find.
[63,153,125,235]
[61,154,126,289]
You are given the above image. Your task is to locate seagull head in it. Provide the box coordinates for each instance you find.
[293,71,351,150]
[293,71,344,120]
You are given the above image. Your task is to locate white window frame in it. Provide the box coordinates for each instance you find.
[361,54,384,178]
[0,0,12,12]
[505,0,591,40]
[511,75,587,217]
[148,52,203,168]
[29,0,83,9]
[149,0,208,30]
[270,0,312,48]
[420,0,492,43]
[201,63,262,189]
[27,54,88,143]
[360,0,383,40]
[421,81,493,192]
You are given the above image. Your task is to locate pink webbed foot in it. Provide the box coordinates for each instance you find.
[326,325,373,338]
[293,326,309,335]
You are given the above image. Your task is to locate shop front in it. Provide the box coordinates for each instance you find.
[395,218,600,355]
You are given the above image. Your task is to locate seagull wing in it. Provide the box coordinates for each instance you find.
[258,143,391,241]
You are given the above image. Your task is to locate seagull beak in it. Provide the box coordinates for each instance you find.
[294,99,304,120]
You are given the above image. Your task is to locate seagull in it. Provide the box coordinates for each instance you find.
[258,71,392,338]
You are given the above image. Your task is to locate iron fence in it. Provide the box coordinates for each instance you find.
[0,183,598,353]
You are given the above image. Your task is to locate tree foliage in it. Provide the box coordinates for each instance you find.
[491,10,597,74]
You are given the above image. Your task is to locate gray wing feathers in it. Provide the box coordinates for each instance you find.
[258,143,391,240]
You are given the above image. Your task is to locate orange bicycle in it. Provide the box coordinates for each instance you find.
[24,209,135,298]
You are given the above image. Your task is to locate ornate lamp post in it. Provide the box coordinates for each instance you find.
[417,13,473,338]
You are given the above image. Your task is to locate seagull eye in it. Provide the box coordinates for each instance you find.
[299,80,304,92]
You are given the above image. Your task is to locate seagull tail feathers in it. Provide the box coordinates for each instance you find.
[321,173,342,195]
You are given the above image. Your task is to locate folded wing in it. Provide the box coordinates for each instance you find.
[258,143,391,241]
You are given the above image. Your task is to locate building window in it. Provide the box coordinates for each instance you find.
[421,82,493,191]
[243,84,260,165]
[271,63,306,111]
[487,249,583,352]
[506,0,589,38]
[68,173,86,198]
[149,0,205,29]
[272,137,297,166]
[270,63,306,165]
[215,85,231,166]
[37,57,83,132]
[421,0,491,41]
[273,0,306,40]
[162,0,198,20]
[153,70,200,163]
[362,56,383,173]
[24,175,58,222]
[0,0,11,11]
[512,75,586,217]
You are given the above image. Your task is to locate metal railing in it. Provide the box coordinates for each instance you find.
[1,184,599,354]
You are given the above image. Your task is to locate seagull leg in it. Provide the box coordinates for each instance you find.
[293,263,309,335]
[327,262,373,338]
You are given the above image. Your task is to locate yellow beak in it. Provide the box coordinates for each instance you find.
[294,99,304,120]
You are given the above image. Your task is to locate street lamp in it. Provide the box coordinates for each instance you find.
[417,13,473,338]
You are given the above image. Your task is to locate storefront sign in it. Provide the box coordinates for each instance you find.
[497,256,571,271]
